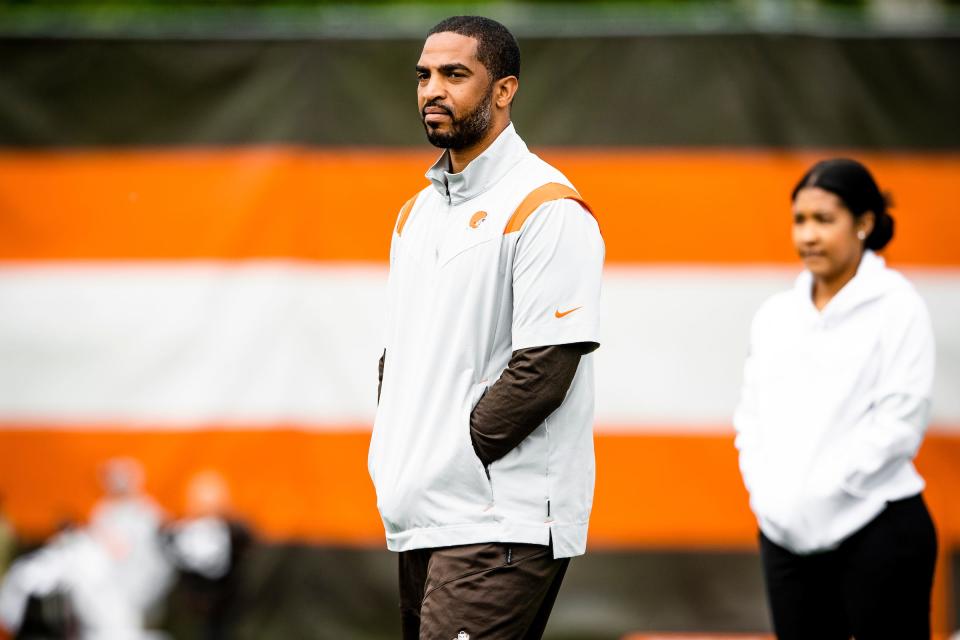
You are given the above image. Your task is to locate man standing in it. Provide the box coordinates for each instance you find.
[369,16,604,639]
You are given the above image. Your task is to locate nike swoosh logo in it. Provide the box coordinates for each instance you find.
[555,306,582,318]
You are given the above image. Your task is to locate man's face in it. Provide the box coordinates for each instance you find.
[416,32,494,150]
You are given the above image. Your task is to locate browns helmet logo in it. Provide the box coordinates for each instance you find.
[469,211,488,229]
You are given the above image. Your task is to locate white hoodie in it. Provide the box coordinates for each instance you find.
[734,250,935,554]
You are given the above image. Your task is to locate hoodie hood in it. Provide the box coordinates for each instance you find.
[794,250,903,323]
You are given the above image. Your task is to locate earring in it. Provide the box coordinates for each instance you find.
[857,230,866,240]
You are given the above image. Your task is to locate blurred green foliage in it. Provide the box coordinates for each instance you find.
[0,0,872,6]
[4,0,709,5]
[1,0,956,36]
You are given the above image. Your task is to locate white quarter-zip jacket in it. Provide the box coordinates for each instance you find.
[369,124,605,559]
[734,250,935,554]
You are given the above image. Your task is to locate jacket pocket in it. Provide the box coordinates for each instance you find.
[467,382,496,503]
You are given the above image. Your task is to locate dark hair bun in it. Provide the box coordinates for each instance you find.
[792,158,896,251]
[866,198,895,251]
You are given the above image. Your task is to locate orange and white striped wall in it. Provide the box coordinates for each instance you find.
[0,147,958,555]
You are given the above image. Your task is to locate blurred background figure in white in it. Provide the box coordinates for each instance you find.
[0,520,147,639]
[0,459,174,639]
[89,457,175,628]
[165,470,253,640]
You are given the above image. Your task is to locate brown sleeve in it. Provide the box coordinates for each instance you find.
[378,349,385,404]
[469,341,598,467]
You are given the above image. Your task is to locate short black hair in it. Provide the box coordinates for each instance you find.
[792,158,895,251]
[428,16,520,81]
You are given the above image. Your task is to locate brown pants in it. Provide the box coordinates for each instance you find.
[399,542,570,640]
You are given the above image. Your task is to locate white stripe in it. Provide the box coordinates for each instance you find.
[0,263,385,429]
[598,265,960,432]
[1,263,957,431]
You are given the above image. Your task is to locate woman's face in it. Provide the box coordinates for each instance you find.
[792,186,873,281]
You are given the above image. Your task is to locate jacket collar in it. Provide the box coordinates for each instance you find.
[425,123,529,206]
[795,250,890,320]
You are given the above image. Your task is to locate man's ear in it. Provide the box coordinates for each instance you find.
[494,76,519,109]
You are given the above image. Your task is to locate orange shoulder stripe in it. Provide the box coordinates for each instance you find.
[395,193,419,236]
[503,182,593,235]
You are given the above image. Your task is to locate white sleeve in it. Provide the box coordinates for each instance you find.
[841,294,935,497]
[733,316,762,496]
[381,206,404,352]
[511,199,604,351]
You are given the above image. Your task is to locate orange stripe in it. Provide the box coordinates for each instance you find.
[0,148,430,263]
[395,192,419,236]
[0,427,957,547]
[503,182,592,235]
[2,427,952,633]
[0,427,383,545]
[552,149,960,266]
[0,148,957,264]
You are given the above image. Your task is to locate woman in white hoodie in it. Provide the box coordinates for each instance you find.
[734,158,937,639]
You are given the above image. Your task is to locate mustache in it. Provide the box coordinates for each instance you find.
[422,100,454,118]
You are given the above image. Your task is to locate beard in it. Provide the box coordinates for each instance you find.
[421,88,493,151]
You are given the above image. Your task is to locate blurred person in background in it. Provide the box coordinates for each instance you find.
[163,470,252,640]
[370,15,604,640]
[0,519,146,640]
[734,158,937,639]
[0,458,174,640]
[89,458,174,627]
